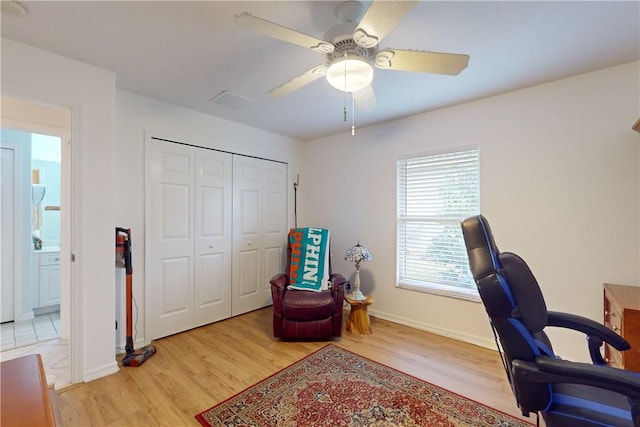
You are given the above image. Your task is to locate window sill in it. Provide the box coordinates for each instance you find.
[397,281,481,303]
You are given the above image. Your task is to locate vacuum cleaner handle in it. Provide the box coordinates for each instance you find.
[116,226,155,367]
[115,228,132,275]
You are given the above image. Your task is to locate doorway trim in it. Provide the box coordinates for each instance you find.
[3,120,71,338]
[2,107,73,387]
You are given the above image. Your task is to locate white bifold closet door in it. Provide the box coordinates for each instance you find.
[232,156,287,316]
[146,140,233,340]
[146,139,287,341]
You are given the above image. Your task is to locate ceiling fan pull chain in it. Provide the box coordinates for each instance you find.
[351,92,356,136]
[343,85,347,121]
[343,54,348,122]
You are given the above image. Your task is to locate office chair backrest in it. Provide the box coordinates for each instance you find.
[461,215,555,413]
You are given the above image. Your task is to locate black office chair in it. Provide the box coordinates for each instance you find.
[461,215,640,427]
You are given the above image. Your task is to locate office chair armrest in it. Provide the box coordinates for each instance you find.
[547,311,630,364]
[513,357,640,398]
[546,311,628,349]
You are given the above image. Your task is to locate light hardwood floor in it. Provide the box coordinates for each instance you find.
[57,307,536,426]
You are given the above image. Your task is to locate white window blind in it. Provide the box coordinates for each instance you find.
[396,147,480,300]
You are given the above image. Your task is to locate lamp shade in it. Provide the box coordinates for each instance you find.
[345,242,372,265]
[326,57,373,93]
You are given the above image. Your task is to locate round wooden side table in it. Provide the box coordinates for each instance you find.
[345,295,374,334]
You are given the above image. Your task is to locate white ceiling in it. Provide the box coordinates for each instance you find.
[2,1,639,141]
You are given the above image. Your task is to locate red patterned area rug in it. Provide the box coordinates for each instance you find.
[196,344,533,427]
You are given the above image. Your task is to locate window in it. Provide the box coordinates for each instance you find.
[396,147,480,301]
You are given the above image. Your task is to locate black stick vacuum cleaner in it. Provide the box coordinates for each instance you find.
[116,228,156,367]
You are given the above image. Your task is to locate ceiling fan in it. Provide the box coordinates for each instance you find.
[234,0,470,112]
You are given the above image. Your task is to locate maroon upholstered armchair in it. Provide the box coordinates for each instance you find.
[271,231,347,339]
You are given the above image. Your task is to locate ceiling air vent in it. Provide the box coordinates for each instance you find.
[209,91,255,110]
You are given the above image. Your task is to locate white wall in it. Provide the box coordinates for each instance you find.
[302,61,640,362]
[114,91,303,348]
[2,38,118,381]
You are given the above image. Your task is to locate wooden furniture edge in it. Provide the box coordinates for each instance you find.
[0,354,59,426]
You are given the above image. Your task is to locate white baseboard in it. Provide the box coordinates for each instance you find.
[83,360,119,382]
[115,335,148,355]
[368,308,497,351]
[14,310,35,322]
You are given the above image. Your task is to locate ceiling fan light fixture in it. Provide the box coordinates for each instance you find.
[326,57,373,93]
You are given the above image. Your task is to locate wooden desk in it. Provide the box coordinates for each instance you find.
[345,295,374,334]
[1,354,58,426]
[603,283,640,372]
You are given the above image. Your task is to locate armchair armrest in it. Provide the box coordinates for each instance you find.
[330,273,347,288]
[270,273,288,290]
[270,273,289,314]
[547,311,630,364]
[270,273,290,337]
[329,274,346,314]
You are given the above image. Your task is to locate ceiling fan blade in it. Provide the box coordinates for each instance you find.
[234,12,334,54]
[267,65,327,97]
[353,0,418,49]
[354,84,377,112]
[375,49,470,75]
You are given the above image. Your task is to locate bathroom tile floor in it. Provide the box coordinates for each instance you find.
[1,311,60,350]
[0,312,70,389]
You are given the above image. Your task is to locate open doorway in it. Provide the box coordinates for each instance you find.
[0,97,71,389]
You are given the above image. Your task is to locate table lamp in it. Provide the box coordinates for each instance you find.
[345,242,372,301]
